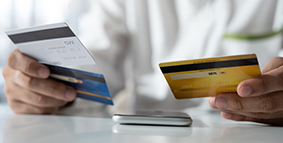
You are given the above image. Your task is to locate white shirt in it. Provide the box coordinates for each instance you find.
[58,0,283,116]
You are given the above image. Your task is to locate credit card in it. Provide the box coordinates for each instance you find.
[45,64,113,105]
[159,54,261,99]
[6,23,113,105]
[6,22,95,66]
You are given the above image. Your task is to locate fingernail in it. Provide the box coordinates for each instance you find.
[239,85,253,97]
[222,112,232,119]
[216,98,227,109]
[209,97,216,108]
[37,67,49,77]
[65,88,76,100]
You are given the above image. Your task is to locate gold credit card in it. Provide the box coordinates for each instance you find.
[159,54,261,99]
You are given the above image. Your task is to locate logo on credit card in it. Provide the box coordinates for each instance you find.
[159,54,261,99]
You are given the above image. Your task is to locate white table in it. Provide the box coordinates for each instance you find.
[1,108,283,143]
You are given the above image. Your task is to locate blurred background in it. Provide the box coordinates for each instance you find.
[1,0,282,115]
[0,0,93,109]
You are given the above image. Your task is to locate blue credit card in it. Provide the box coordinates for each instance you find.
[45,64,113,105]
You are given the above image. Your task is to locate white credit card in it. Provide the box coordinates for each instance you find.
[6,22,95,66]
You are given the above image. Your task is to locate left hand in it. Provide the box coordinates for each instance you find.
[209,57,283,126]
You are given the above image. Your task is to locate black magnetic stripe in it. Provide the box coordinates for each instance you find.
[46,64,106,83]
[160,58,258,73]
[8,27,75,44]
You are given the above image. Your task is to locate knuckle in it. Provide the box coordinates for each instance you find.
[4,85,12,96]
[259,97,277,112]
[23,58,38,75]
[25,77,33,87]
[21,74,34,88]
[48,83,65,97]
[50,84,60,95]
[7,49,38,75]
[2,66,9,78]
[23,58,33,73]
[230,99,244,111]
[35,95,49,105]
[16,72,36,89]
[256,78,268,93]
[236,100,244,111]
[7,50,18,68]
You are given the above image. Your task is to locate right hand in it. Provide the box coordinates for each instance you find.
[2,49,77,114]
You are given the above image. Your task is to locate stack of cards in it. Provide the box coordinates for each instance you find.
[159,54,261,99]
[47,64,113,105]
[6,22,113,105]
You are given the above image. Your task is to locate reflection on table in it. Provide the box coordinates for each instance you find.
[1,110,283,143]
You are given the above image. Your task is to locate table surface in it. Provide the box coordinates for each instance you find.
[0,107,283,143]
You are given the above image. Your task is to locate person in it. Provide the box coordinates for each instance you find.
[3,0,283,125]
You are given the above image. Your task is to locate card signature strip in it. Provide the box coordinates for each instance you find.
[7,27,75,44]
[76,90,112,100]
[160,58,258,74]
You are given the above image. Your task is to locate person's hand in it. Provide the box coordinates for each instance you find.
[2,49,76,114]
[209,57,283,126]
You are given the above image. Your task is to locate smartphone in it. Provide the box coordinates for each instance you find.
[112,110,193,126]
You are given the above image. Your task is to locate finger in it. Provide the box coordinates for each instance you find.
[237,65,283,97]
[228,110,283,120]
[8,100,59,114]
[14,71,76,101]
[7,49,50,78]
[262,57,283,73]
[212,92,283,113]
[208,97,218,109]
[7,82,67,108]
[221,111,283,126]
[2,64,16,81]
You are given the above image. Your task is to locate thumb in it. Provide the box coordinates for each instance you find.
[237,65,283,97]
